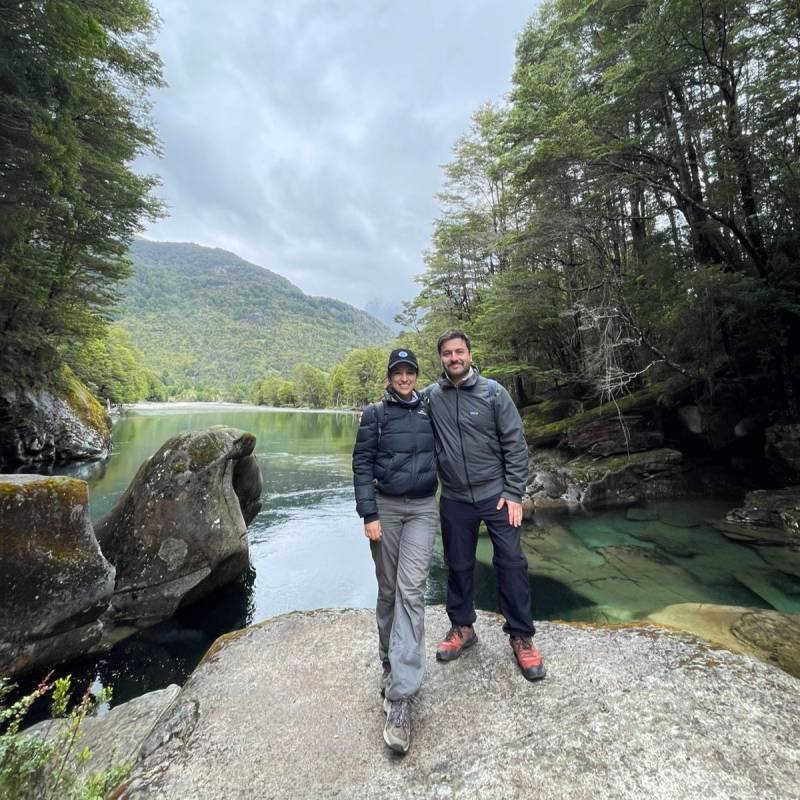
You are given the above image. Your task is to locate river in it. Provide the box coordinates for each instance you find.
[45,402,788,708]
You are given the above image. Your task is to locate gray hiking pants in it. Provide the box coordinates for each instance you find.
[369,492,437,701]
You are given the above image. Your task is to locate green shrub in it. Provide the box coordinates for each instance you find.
[0,676,130,800]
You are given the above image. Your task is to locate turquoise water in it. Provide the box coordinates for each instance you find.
[42,403,792,706]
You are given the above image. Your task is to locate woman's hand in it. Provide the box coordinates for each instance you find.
[364,520,382,541]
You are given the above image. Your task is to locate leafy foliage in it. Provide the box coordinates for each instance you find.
[409,0,800,417]
[0,676,129,800]
[61,326,166,405]
[0,0,165,390]
[292,363,328,409]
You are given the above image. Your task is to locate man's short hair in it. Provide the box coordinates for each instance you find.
[437,329,472,354]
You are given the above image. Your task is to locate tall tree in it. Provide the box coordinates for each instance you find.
[414,0,800,417]
[0,0,164,386]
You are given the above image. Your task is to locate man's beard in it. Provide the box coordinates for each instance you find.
[445,362,469,378]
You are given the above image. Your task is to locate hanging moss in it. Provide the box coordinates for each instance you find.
[59,365,110,437]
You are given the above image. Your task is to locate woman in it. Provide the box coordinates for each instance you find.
[352,347,437,755]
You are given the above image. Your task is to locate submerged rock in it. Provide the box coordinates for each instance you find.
[625,505,660,521]
[118,607,800,799]
[732,608,800,678]
[0,373,111,470]
[649,603,800,680]
[96,427,262,627]
[0,475,115,677]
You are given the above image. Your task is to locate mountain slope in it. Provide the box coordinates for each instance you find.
[116,239,392,394]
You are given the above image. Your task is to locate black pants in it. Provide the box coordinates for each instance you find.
[439,493,535,638]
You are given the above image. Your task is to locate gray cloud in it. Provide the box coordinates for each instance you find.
[136,0,539,311]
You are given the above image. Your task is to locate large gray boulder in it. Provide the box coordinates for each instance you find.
[0,475,115,677]
[96,427,262,627]
[119,607,800,799]
[648,603,800,679]
[0,373,111,470]
[23,685,180,777]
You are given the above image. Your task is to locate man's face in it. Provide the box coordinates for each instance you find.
[439,337,472,382]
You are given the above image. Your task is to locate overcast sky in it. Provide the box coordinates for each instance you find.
[137,1,539,313]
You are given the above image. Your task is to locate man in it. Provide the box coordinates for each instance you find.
[425,329,546,681]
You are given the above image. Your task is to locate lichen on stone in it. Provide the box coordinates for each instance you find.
[186,431,228,468]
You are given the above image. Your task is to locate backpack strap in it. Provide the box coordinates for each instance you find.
[375,399,388,445]
[486,379,499,434]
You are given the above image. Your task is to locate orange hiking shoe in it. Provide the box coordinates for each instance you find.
[436,624,477,662]
[510,636,546,681]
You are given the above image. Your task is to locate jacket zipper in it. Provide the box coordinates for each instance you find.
[455,387,475,502]
[409,405,417,492]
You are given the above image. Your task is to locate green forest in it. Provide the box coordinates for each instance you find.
[116,239,391,402]
[397,0,800,424]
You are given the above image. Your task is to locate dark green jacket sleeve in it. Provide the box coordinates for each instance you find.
[495,385,529,502]
[352,404,380,523]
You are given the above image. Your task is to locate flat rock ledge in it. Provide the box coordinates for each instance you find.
[112,607,800,800]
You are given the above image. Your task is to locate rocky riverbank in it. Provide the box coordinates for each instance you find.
[520,380,800,511]
[0,367,112,471]
[0,427,261,678]
[29,607,800,800]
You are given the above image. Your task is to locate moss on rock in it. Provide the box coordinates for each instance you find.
[0,475,114,677]
[568,448,683,483]
[186,430,230,469]
[523,376,692,444]
[0,475,89,511]
[59,365,111,438]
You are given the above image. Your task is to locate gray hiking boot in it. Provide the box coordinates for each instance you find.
[383,697,411,754]
[380,659,391,697]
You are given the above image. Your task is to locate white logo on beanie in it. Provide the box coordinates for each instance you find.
[399,351,408,357]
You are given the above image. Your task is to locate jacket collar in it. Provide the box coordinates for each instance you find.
[384,389,420,406]
[437,367,478,390]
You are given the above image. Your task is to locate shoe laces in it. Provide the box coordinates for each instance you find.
[388,698,411,729]
[512,635,533,651]
[444,625,466,643]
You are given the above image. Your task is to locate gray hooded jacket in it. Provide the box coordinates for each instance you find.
[424,369,529,503]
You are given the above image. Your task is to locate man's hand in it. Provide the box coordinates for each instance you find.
[364,520,383,541]
[496,496,523,527]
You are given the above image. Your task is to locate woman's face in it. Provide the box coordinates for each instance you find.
[389,366,418,400]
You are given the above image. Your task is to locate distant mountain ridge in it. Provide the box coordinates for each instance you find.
[116,239,392,394]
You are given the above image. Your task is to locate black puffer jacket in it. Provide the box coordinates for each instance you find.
[352,390,437,523]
